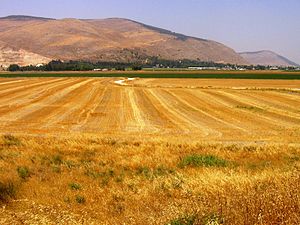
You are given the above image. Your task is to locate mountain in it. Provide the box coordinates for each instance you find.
[0,15,55,21]
[239,50,299,67]
[0,41,51,67]
[0,15,246,66]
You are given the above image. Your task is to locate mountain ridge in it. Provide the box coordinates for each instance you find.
[0,15,55,21]
[0,15,247,66]
[239,50,299,67]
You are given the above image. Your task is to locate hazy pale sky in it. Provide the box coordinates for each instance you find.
[1,0,300,64]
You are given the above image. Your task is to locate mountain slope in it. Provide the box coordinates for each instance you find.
[239,50,299,67]
[0,15,246,66]
[0,41,51,67]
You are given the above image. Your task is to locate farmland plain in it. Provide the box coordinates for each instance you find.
[0,75,300,224]
[0,77,300,141]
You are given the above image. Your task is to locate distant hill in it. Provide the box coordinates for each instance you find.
[239,50,299,67]
[0,15,246,66]
[0,15,55,21]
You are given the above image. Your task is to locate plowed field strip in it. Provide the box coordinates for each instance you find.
[125,88,147,131]
[0,78,65,99]
[271,90,300,102]
[222,91,300,125]
[83,87,123,132]
[239,91,300,115]
[144,89,186,133]
[269,91,300,107]
[148,89,219,136]
[0,79,25,86]
[0,79,37,91]
[0,78,15,83]
[131,78,300,89]
[134,88,177,130]
[0,78,74,107]
[163,90,223,136]
[147,89,194,133]
[0,78,62,93]
[201,90,285,131]
[171,89,248,133]
[100,87,123,132]
[67,84,107,131]
[0,79,84,116]
[190,90,271,133]
[128,88,145,128]
[23,80,100,129]
[0,79,92,123]
[72,86,109,132]
[82,87,112,131]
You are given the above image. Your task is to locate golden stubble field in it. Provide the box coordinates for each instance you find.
[0,77,300,141]
[0,77,300,224]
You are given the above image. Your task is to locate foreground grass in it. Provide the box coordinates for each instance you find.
[0,134,299,224]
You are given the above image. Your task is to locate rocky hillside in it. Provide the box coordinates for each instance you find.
[0,15,246,66]
[0,41,51,67]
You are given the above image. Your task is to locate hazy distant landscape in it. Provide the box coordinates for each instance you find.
[0,1,300,225]
[0,15,299,71]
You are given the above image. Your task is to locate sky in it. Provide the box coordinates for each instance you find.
[1,0,300,64]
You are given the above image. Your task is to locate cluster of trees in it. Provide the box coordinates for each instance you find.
[7,59,237,72]
[8,60,144,72]
[7,58,298,72]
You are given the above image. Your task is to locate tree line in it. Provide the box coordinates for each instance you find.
[7,58,296,72]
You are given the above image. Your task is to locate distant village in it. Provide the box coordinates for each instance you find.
[186,65,300,71]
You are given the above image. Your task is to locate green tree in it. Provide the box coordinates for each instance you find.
[132,64,142,71]
[8,64,20,72]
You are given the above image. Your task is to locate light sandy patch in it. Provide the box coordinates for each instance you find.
[114,79,125,85]
[114,78,136,86]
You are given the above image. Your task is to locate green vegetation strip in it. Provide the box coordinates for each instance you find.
[1,72,300,79]
[178,154,229,168]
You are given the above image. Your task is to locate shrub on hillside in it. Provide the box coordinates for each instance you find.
[0,180,17,202]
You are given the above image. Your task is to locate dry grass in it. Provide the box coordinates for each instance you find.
[0,77,299,224]
[0,134,299,224]
[0,77,300,143]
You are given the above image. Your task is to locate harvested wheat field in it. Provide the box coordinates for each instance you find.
[0,77,300,141]
[0,77,300,224]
